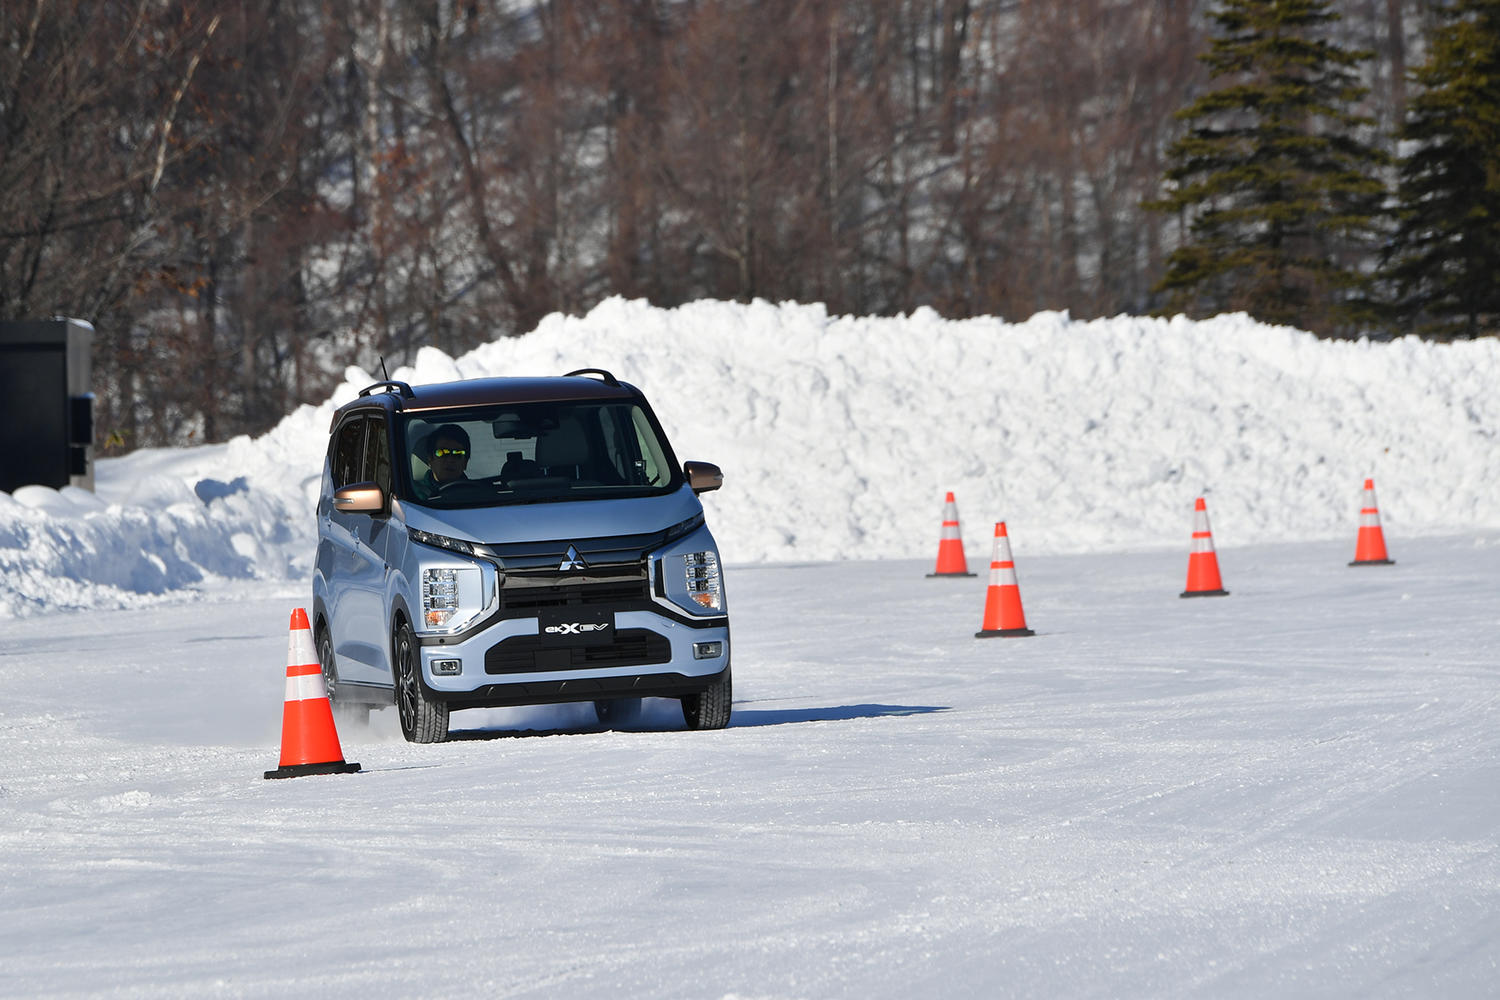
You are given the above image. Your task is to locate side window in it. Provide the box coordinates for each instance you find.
[331,417,366,490]
[363,415,392,493]
[405,419,432,486]
[630,408,667,486]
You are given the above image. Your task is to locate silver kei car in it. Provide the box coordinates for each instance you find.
[312,368,731,743]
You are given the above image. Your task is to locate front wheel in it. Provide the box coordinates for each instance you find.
[394,618,448,743]
[681,665,732,730]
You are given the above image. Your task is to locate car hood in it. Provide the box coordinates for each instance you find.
[396,487,705,546]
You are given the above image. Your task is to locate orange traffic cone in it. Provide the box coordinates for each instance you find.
[1349,478,1394,566]
[975,522,1035,637]
[264,608,361,780]
[1180,497,1229,598]
[927,492,976,577]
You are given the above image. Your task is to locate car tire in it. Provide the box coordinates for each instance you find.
[593,697,643,728]
[681,664,732,730]
[317,624,369,728]
[394,617,448,743]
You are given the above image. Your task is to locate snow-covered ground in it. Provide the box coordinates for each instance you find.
[3,536,1497,997]
[1,300,1497,996]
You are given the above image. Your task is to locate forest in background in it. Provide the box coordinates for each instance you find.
[0,1,1449,451]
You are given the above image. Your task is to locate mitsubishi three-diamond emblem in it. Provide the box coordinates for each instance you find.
[559,544,588,571]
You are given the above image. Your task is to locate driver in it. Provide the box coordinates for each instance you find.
[416,424,470,498]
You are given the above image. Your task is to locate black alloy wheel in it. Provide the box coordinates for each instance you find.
[394,618,449,743]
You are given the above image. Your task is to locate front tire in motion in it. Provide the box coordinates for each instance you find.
[681,665,732,730]
[394,618,448,743]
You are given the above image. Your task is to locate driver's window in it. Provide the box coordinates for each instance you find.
[406,420,433,485]
[363,415,392,494]
[331,418,365,489]
[630,408,667,486]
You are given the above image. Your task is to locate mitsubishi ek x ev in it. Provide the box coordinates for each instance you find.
[312,369,730,742]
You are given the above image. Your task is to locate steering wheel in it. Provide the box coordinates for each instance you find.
[434,478,485,497]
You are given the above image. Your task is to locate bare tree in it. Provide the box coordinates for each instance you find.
[0,0,1452,455]
[0,3,220,323]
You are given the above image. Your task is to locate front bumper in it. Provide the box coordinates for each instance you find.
[417,607,729,708]
[432,663,730,710]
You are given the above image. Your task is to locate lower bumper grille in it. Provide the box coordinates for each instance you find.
[484,628,672,675]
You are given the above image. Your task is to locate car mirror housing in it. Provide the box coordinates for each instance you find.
[684,461,723,495]
[332,482,385,514]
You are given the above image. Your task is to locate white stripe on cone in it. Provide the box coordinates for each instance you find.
[1359,482,1386,528]
[287,625,317,668]
[988,536,1019,585]
[1191,504,1217,552]
[284,671,330,702]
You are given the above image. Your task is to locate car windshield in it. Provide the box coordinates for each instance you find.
[399,399,681,508]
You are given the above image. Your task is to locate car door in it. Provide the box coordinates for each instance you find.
[326,413,393,685]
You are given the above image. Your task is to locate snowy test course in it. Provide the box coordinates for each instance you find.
[2,299,1498,997]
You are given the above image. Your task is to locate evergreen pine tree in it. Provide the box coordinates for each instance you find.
[1147,0,1388,336]
[1387,0,1500,340]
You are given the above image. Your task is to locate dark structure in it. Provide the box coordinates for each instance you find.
[0,319,95,493]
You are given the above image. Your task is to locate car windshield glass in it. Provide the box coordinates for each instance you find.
[400,400,680,508]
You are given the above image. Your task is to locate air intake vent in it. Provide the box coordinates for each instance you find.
[484,629,671,674]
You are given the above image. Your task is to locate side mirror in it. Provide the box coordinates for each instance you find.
[683,461,723,495]
[332,482,385,514]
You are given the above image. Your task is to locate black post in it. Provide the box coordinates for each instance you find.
[0,319,95,493]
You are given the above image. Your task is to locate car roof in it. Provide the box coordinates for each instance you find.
[331,373,641,427]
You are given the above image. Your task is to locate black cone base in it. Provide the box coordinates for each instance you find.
[975,627,1035,638]
[1180,589,1229,598]
[1348,559,1394,566]
[264,760,362,780]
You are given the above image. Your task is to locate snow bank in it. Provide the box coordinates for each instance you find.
[2,298,1496,616]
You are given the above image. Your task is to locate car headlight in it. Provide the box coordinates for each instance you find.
[683,551,722,611]
[409,526,476,556]
[422,566,484,631]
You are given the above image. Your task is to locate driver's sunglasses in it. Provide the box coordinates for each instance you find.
[432,448,467,458]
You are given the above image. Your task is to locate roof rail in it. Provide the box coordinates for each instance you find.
[563,368,620,387]
[358,380,415,399]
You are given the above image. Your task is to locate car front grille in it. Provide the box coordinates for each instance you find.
[498,557,651,612]
[500,576,649,612]
[484,628,672,674]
